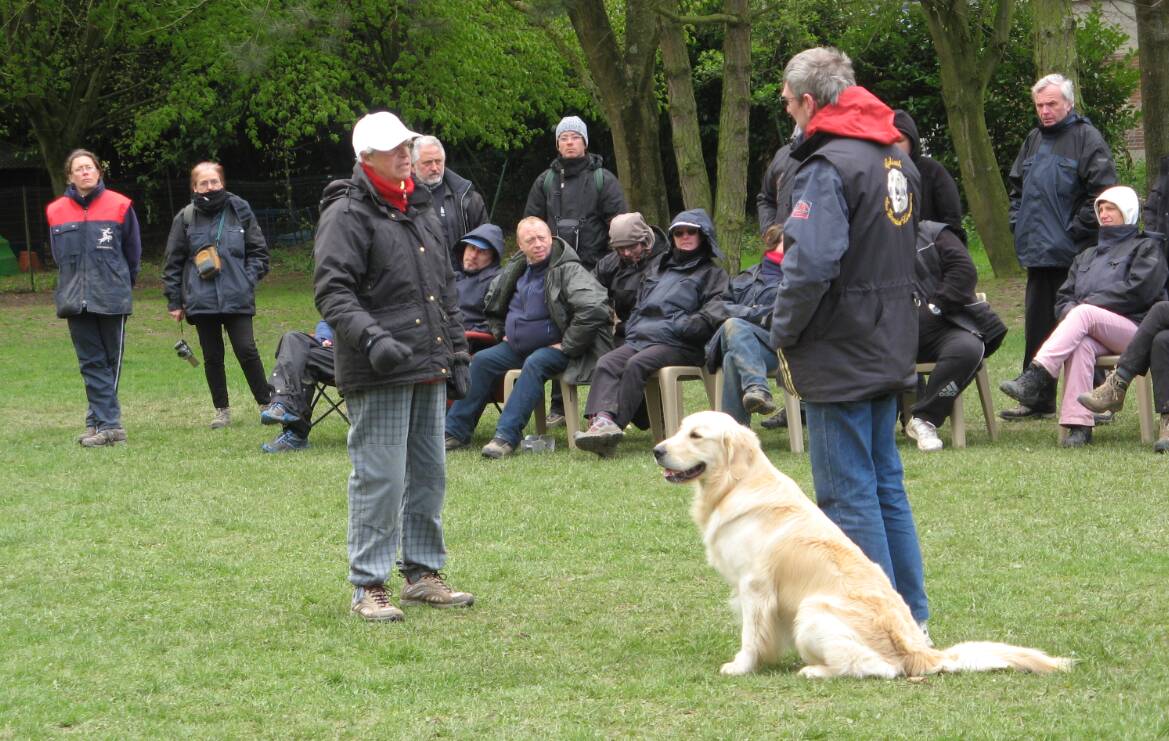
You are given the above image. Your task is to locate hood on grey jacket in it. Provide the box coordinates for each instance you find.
[667,208,722,259]
[454,222,504,268]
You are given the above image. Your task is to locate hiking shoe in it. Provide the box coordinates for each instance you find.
[400,572,474,608]
[574,415,624,457]
[905,417,944,452]
[1000,363,1053,408]
[261,401,300,426]
[742,386,778,416]
[760,408,788,430]
[352,585,404,622]
[210,407,231,430]
[998,404,1055,421]
[1156,414,1169,454]
[1061,425,1093,448]
[445,435,468,451]
[1093,410,1115,425]
[545,411,566,428]
[261,429,309,453]
[1077,371,1129,414]
[481,437,514,459]
[76,426,96,443]
[79,427,127,447]
[918,621,934,648]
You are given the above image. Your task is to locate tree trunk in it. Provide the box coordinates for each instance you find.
[919,0,1022,277]
[1033,0,1078,92]
[1138,0,1169,191]
[563,0,670,228]
[712,0,750,274]
[658,7,712,214]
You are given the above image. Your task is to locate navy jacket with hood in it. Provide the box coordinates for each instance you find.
[454,223,504,334]
[1008,111,1117,268]
[1054,224,1168,323]
[624,209,730,351]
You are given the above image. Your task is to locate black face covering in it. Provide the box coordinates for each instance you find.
[192,188,228,215]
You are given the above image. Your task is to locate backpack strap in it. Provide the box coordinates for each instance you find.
[181,203,195,227]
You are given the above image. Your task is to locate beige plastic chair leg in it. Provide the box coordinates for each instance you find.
[657,367,686,440]
[950,388,967,449]
[974,362,998,441]
[1134,373,1156,444]
[784,389,804,454]
[560,379,581,450]
[645,375,665,442]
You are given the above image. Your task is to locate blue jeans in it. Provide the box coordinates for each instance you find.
[719,318,778,425]
[444,342,568,447]
[804,395,929,622]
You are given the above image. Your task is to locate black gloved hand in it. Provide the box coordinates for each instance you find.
[367,334,413,373]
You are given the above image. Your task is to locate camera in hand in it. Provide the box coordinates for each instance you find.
[174,338,199,367]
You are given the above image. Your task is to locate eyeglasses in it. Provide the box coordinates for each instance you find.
[673,227,700,236]
[72,165,98,174]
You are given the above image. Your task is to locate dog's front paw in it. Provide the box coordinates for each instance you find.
[798,665,832,679]
[720,655,757,676]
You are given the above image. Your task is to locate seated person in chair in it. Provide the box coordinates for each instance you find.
[455,223,504,351]
[593,212,667,345]
[704,225,786,426]
[444,217,612,459]
[260,320,336,452]
[1078,299,1169,452]
[575,208,729,457]
[1000,185,1168,447]
[903,221,1007,451]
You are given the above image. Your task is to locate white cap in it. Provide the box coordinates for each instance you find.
[352,112,420,160]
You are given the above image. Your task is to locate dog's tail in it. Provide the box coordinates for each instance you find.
[919,641,1073,675]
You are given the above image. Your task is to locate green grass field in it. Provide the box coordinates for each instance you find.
[2,254,1168,738]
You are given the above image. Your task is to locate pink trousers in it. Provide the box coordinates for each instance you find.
[1034,304,1138,427]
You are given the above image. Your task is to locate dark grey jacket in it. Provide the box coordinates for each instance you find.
[755,138,802,235]
[418,167,488,267]
[454,223,504,334]
[313,164,468,395]
[1055,225,1168,324]
[1008,112,1117,268]
[162,194,269,317]
[485,238,613,385]
[591,225,668,340]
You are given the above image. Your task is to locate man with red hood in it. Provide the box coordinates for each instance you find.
[768,47,930,636]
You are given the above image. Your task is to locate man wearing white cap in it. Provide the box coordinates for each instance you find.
[314,111,474,622]
[524,115,628,425]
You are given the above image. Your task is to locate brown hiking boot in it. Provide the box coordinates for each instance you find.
[742,386,778,415]
[210,407,231,430]
[76,426,96,443]
[79,427,127,447]
[1156,414,1169,454]
[352,585,405,622]
[1077,370,1129,414]
[400,572,474,608]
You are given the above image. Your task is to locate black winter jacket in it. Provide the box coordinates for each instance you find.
[591,225,668,340]
[892,110,963,229]
[755,138,802,235]
[162,194,269,317]
[1008,112,1117,268]
[624,209,730,351]
[313,164,468,395]
[523,153,628,269]
[914,221,1007,357]
[417,167,488,267]
[1054,225,1168,323]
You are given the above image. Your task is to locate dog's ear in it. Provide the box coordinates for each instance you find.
[724,423,758,480]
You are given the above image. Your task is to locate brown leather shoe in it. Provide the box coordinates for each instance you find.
[400,572,474,608]
[352,585,405,622]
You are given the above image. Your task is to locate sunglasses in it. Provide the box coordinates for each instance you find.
[673,227,700,236]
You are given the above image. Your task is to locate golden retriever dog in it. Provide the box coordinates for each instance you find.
[654,410,1073,679]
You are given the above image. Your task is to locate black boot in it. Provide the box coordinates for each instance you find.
[1000,363,1053,408]
[1061,425,1093,448]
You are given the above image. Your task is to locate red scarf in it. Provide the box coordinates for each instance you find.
[361,163,413,212]
[764,248,785,265]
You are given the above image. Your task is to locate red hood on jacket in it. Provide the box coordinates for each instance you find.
[804,86,900,145]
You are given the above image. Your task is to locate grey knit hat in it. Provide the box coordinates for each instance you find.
[555,116,589,147]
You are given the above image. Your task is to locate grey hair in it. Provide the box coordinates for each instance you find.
[783,47,856,107]
[412,135,445,162]
[1032,73,1075,108]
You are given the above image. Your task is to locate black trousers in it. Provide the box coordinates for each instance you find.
[1117,301,1169,413]
[268,331,336,436]
[1023,267,1067,410]
[584,343,703,428]
[911,314,986,428]
[191,314,271,409]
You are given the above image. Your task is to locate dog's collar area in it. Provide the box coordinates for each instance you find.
[662,463,705,483]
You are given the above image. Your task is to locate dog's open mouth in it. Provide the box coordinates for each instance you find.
[662,463,705,483]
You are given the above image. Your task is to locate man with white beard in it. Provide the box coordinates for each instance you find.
[412,135,489,269]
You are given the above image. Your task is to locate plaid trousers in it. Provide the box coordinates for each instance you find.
[345,382,448,586]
